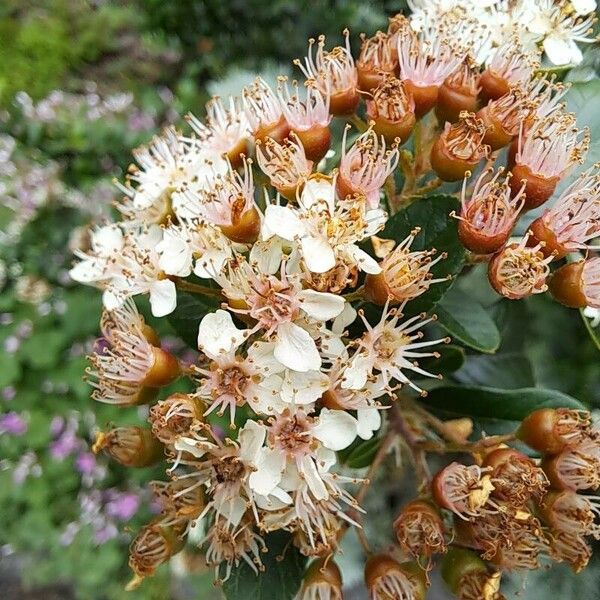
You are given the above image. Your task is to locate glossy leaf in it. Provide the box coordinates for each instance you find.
[423,385,586,421]
[379,194,465,315]
[167,290,219,349]
[435,286,501,353]
[345,437,381,469]
[454,352,535,389]
[223,531,307,600]
[420,343,465,375]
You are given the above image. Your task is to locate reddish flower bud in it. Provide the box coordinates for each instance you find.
[542,439,600,491]
[357,31,397,93]
[364,228,447,305]
[366,76,416,145]
[483,447,548,505]
[431,462,494,519]
[365,555,426,600]
[478,88,535,151]
[430,112,489,182]
[149,393,204,444]
[550,259,600,310]
[127,520,185,587]
[151,478,206,520]
[539,490,600,539]
[298,559,343,600]
[394,499,447,562]
[487,234,552,300]
[436,58,481,124]
[92,426,164,467]
[517,408,592,454]
[456,168,524,255]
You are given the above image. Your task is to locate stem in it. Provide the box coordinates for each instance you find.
[347,113,369,133]
[343,286,365,303]
[384,173,398,215]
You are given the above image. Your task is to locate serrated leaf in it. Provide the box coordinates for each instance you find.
[435,286,500,353]
[222,531,307,600]
[423,385,586,421]
[379,195,466,315]
[167,290,219,349]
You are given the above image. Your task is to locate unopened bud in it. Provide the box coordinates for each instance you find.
[127,520,185,587]
[298,559,343,600]
[517,408,592,454]
[92,426,163,467]
[483,447,548,505]
[364,555,426,600]
[394,499,446,562]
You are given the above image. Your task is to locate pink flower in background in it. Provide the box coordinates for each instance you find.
[75,452,97,476]
[105,490,140,521]
[0,412,27,436]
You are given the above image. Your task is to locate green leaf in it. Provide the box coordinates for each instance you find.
[344,437,381,469]
[380,194,466,315]
[0,353,21,387]
[167,290,219,349]
[454,352,535,389]
[435,286,500,353]
[223,531,307,600]
[420,343,465,375]
[423,385,586,422]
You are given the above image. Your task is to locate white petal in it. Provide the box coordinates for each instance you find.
[341,354,372,389]
[193,249,229,279]
[332,302,357,334]
[300,177,336,211]
[345,245,382,274]
[263,205,305,241]
[92,225,123,256]
[69,258,107,283]
[149,279,177,317]
[571,0,596,14]
[238,420,266,464]
[297,289,345,321]
[299,455,328,500]
[157,233,192,277]
[249,448,286,496]
[197,309,248,357]
[249,238,285,275]
[543,34,576,66]
[247,341,285,375]
[173,437,211,459]
[315,446,336,472]
[102,287,125,311]
[301,236,336,273]
[250,375,287,415]
[356,408,382,440]
[312,408,358,451]
[274,322,321,372]
[280,369,329,405]
[216,496,246,527]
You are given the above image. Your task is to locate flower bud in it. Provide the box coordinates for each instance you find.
[92,426,163,467]
[127,520,185,587]
[431,462,494,519]
[483,447,548,505]
[256,135,313,200]
[441,547,505,600]
[365,555,426,600]
[542,439,600,491]
[456,168,524,255]
[357,31,397,93]
[220,205,262,244]
[366,76,416,145]
[539,490,600,538]
[142,346,181,388]
[436,59,481,124]
[430,112,489,182]
[487,234,551,300]
[151,478,206,519]
[394,499,446,562]
[517,408,592,454]
[509,163,559,211]
[297,559,343,600]
[149,393,204,444]
[548,261,588,309]
[478,88,535,151]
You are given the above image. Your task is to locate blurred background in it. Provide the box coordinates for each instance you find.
[1,2,599,599]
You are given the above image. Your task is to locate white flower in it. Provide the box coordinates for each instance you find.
[69,224,123,284]
[263,175,386,275]
[197,310,249,357]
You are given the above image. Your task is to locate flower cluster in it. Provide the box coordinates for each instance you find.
[70,5,600,599]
